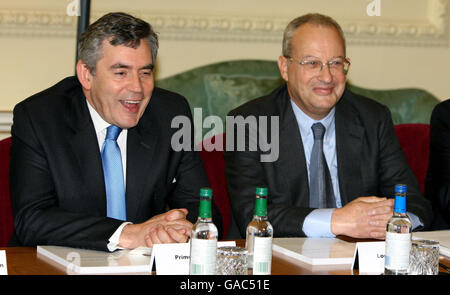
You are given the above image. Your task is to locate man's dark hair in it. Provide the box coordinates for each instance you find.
[77,12,159,74]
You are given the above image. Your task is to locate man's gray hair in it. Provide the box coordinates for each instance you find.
[282,13,346,57]
[77,12,159,74]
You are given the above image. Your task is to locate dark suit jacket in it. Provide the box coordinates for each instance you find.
[9,76,222,251]
[426,99,450,229]
[224,84,432,238]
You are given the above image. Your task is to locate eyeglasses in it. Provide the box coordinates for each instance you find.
[286,56,350,75]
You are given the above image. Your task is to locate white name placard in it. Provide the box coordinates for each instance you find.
[150,241,235,275]
[352,241,385,275]
[0,250,7,275]
[150,242,191,275]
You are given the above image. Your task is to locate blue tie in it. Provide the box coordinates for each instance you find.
[309,123,336,208]
[101,125,126,221]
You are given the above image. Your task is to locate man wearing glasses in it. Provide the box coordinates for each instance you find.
[224,13,432,239]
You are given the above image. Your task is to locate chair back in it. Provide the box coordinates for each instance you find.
[198,133,230,238]
[394,124,430,195]
[0,137,13,247]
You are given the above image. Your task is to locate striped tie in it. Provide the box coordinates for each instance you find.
[309,122,336,208]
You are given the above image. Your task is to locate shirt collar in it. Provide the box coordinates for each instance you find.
[290,99,335,138]
[86,99,110,135]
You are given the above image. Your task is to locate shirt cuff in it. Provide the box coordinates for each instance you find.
[107,221,133,252]
[407,212,424,231]
[302,209,336,238]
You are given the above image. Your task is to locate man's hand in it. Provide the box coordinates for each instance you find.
[118,208,193,249]
[331,196,394,239]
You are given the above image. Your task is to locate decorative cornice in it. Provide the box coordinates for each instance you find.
[0,10,77,38]
[138,13,287,43]
[0,0,448,46]
[342,0,448,47]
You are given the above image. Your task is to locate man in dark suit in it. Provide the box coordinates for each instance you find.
[426,100,450,229]
[224,13,432,239]
[10,12,221,251]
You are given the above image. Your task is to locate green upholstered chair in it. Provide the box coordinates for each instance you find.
[156,59,440,131]
[156,60,283,136]
[346,84,439,125]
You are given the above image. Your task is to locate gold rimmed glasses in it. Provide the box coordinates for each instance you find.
[287,56,351,75]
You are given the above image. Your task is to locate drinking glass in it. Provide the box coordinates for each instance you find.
[216,246,248,275]
[409,239,439,275]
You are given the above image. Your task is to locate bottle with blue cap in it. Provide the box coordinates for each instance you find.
[384,184,412,275]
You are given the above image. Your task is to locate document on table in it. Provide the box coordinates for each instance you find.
[413,230,450,257]
[37,245,152,275]
[272,237,356,266]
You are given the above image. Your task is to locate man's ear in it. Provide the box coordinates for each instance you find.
[277,55,289,82]
[76,60,93,90]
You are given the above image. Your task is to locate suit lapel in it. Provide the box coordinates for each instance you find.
[335,90,364,205]
[66,87,106,215]
[277,88,310,207]
[125,119,159,220]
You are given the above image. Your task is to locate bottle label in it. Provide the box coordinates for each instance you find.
[190,239,217,275]
[384,232,411,270]
[253,237,272,275]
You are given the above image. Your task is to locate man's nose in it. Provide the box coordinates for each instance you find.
[318,63,333,83]
[129,72,144,93]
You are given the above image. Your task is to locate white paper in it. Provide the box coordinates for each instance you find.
[413,230,450,257]
[272,237,355,266]
[128,246,152,256]
[37,246,152,274]
[0,250,7,275]
[352,242,385,274]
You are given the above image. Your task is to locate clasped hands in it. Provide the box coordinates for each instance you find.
[118,208,192,249]
[331,196,395,239]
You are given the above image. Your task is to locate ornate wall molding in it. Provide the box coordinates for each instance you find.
[341,0,448,47]
[0,10,77,38]
[0,0,448,46]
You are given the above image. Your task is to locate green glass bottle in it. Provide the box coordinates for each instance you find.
[245,187,273,275]
[189,188,218,275]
